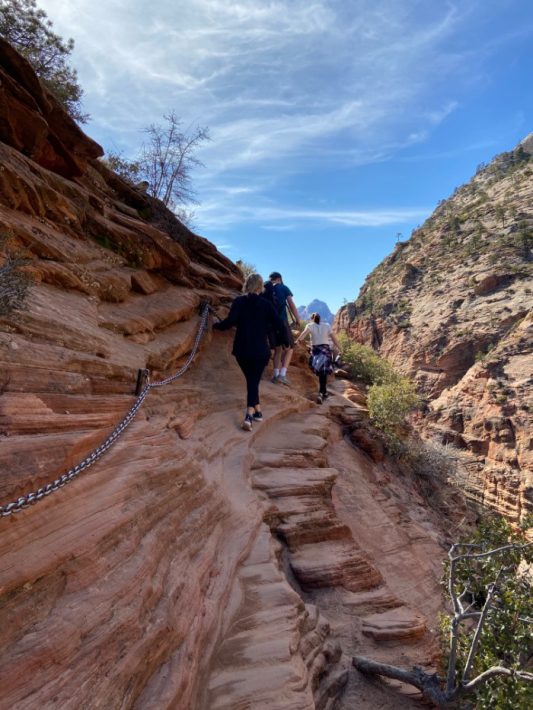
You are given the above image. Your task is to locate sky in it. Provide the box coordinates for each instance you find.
[38,0,533,313]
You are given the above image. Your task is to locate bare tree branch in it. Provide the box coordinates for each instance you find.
[139,112,209,210]
[352,656,448,707]
[462,567,504,684]
[457,666,533,696]
[354,534,533,708]
[354,656,533,708]
[451,542,533,563]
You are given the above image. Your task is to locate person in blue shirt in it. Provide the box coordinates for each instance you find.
[268,271,300,386]
[213,273,283,431]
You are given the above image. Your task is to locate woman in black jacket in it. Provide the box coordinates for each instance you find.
[213,273,282,431]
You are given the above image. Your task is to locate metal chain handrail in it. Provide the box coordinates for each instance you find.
[0,303,216,517]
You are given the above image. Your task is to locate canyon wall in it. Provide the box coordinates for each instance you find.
[335,138,533,522]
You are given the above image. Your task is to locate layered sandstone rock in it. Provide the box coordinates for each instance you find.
[203,528,346,710]
[200,396,444,710]
[0,38,102,177]
[250,411,429,638]
[336,139,533,522]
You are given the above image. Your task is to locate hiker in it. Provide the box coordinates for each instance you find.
[295,312,341,403]
[267,271,300,385]
[213,273,282,431]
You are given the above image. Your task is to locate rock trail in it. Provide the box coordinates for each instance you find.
[202,392,442,709]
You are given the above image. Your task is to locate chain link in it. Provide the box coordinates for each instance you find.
[0,304,214,517]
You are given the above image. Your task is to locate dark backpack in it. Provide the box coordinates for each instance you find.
[262,282,289,348]
[262,281,279,310]
[266,281,291,319]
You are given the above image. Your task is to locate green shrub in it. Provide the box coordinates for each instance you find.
[103,152,142,184]
[367,377,419,446]
[339,334,419,446]
[339,336,395,385]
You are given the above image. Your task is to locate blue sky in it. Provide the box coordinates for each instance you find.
[39,0,532,312]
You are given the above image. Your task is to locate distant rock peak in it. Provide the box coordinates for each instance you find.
[298,299,333,323]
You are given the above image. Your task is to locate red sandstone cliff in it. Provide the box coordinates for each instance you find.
[0,40,449,709]
[335,139,533,523]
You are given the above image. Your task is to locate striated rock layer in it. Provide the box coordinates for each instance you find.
[1,40,446,709]
[335,138,533,522]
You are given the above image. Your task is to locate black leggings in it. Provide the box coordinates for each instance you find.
[236,354,270,408]
[318,371,328,395]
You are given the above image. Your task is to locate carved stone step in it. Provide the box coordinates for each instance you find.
[290,541,383,592]
[361,607,427,643]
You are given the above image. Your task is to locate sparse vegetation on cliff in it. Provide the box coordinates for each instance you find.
[347,143,532,329]
[235,259,256,279]
[0,233,32,316]
[336,138,533,522]
[0,0,87,121]
[339,335,419,447]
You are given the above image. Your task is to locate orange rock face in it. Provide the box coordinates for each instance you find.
[1,42,446,709]
[0,38,103,177]
[336,141,533,523]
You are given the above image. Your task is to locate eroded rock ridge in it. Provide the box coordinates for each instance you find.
[336,139,533,522]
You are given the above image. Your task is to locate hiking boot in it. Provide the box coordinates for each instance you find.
[323,391,331,400]
[316,393,323,404]
[242,414,253,431]
[278,376,291,386]
[270,375,280,384]
[253,411,263,422]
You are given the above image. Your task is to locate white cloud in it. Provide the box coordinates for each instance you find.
[37,0,512,231]
[261,224,298,232]
[210,185,259,196]
[40,1,465,158]
[195,199,429,230]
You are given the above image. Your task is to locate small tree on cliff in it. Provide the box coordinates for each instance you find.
[0,0,87,122]
[353,515,533,709]
[106,112,209,225]
[235,260,256,279]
